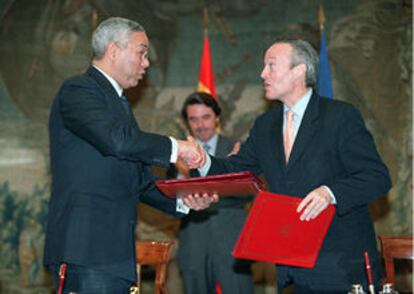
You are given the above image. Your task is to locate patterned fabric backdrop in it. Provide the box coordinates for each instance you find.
[0,0,411,292]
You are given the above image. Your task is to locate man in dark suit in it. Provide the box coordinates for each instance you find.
[169,92,253,294]
[196,39,392,293]
[44,17,214,293]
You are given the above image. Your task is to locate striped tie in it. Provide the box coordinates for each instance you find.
[284,110,294,162]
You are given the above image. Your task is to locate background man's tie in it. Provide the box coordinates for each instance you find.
[202,143,211,155]
[284,110,294,162]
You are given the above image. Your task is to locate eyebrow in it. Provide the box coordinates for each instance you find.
[138,43,148,49]
[265,56,277,61]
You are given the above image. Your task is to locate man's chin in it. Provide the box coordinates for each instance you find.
[264,92,277,100]
[127,79,140,88]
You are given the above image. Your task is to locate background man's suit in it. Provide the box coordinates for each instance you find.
[169,135,253,294]
[208,93,391,290]
[44,66,183,282]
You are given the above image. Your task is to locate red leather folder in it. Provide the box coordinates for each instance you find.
[232,191,336,268]
[155,171,264,199]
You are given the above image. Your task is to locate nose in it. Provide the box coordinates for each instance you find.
[195,120,204,129]
[142,57,150,69]
[260,66,267,80]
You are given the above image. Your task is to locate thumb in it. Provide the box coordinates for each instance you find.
[187,136,195,143]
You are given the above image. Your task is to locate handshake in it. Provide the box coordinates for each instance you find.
[176,136,206,169]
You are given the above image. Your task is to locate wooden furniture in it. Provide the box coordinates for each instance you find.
[134,240,174,294]
[378,235,413,285]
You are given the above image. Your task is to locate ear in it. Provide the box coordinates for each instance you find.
[106,42,118,62]
[215,121,222,133]
[293,63,307,78]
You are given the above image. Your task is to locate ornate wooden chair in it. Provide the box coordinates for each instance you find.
[132,240,174,294]
[378,235,413,287]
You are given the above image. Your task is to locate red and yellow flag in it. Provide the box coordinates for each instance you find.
[197,32,216,98]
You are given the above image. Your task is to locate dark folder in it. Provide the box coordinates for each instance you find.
[232,191,336,268]
[155,171,264,199]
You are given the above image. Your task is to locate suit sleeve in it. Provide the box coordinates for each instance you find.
[329,104,391,215]
[138,166,185,217]
[209,119,263,176]
[58,78,171,167]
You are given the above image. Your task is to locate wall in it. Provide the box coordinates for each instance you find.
[0,0,411,292]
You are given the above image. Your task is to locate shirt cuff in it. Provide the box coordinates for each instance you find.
[322,185,337,204]
[197,153,211,176]
[169,137,178,163]
[176,198,190,214]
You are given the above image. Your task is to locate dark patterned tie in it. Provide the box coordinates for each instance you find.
[119,95,130,115]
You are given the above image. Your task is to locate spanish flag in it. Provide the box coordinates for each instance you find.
[197,32,217,98]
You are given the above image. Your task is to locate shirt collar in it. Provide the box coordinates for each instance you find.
[93,65,123,97]
[197,133,218,155]
[284,89,313,118]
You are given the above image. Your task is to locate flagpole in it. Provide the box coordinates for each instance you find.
[316,4,333,99]
[203,7,209,35]
[197,7,217,98]
[318,4,325,33]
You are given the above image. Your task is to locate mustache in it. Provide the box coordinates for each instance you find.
[194,127,209,133]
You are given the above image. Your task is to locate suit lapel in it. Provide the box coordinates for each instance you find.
[288,93,321,167]
[215,136,226,157]
[86,66,119,98]
[268,107,286,170]
[86,67,135,123]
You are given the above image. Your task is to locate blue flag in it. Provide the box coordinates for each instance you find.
[317,31,333,99]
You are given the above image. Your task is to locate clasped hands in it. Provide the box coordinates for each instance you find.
[176,136,218,210]
[176,136,206,169]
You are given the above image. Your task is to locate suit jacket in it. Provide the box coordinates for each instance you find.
[209,92,391,282]
[44,66,183,282]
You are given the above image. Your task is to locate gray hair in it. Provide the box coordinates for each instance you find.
[91,17,145,60]
[274,39,319,88]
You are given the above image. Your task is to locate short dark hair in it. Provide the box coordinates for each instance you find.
[181,92,221,121]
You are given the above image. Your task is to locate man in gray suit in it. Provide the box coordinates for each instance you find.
[169,92,254,294]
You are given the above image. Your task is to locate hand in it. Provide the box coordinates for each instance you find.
[297,186,332,221]
[182,192,219,211]
[174,159,190,178]
[177,136,206,169]
[227,141,241,157]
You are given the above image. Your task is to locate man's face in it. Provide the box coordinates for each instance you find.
[260,43,297,102]
[113,31,150,89]
[186,104,218,142]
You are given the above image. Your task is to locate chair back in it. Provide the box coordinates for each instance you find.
[135,240,174,294]
[378,235,413,285]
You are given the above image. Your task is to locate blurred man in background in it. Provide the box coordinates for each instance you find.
[169,92,254,294]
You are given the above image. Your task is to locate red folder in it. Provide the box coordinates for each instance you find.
[155,171,264,199]
[232,191,336,268]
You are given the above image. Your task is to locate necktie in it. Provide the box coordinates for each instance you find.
[202,143,211,155]
[119,95,130,115]
[284,110,294,162]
